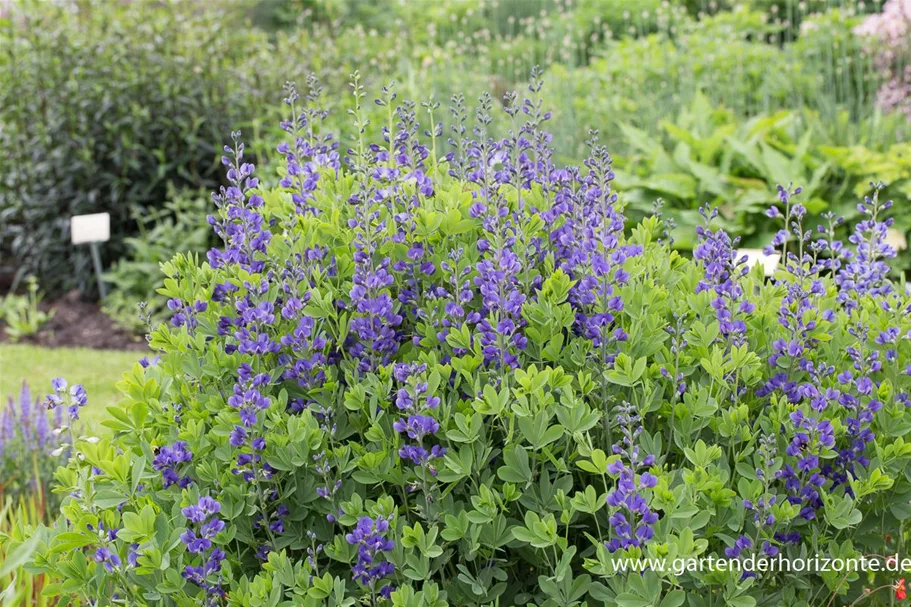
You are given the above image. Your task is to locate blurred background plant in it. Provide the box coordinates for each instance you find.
[0,382,68,514]
[0,382,73,607]
[0,277,53,342]
[102,188,212,334]
[0,496,49,607]
[855,0,911,122]
[0,0,284,297]
[609,93,911,255]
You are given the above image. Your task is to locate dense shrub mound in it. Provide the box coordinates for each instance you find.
[27,77,911,606]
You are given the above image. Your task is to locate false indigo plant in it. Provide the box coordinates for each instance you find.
[27,73,911,607]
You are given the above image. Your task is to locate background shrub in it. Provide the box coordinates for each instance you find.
[102,188,213,334]
[0,0,280,296]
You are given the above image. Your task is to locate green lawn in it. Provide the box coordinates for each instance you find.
[0,345,143,424]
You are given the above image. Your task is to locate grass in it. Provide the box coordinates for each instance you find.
[0,345,143,425]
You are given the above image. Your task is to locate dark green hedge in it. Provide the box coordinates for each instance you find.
[0,1,281,296]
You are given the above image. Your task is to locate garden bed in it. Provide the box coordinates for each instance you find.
[0,290,146,351]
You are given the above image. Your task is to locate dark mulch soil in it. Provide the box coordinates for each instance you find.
[0,290,147,351]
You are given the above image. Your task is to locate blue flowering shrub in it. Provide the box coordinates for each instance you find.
[23,75,911,606]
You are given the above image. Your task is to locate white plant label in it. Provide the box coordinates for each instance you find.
[70,212,111,245]
[737,248,780,277]
[886,228,908,252]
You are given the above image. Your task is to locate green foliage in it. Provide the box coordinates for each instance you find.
[103,189,213,334]
[612,94,911,257]
[0,496,50,607]
[543,4,899,161]
[0,277,53,342]
[0,0,281,296]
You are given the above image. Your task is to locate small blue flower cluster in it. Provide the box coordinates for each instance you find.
[180,497,227,599]
[93,545,121,572]
[605,402,659,553]
[152,441,193,489]
[278,77,340,215]
[45,377,87,421]
[167,298,208,329]
[693,207,754,345]
[548,132,641,355]
[345,515,396,598]
[392,363,446,471]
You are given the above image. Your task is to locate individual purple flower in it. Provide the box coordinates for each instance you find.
[127,544,141,568]
[725,535,753,558]
[94,546,122,572]
[138,356,161,368]
[229,425,247,448]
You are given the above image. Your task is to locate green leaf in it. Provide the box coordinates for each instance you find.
[660,590,686,607]
[640,173,698,200]
[614,593,653,607]
[760,142,796,184]
[132,455,146,494]
[497,446,533,485]
[0,534,40,577]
